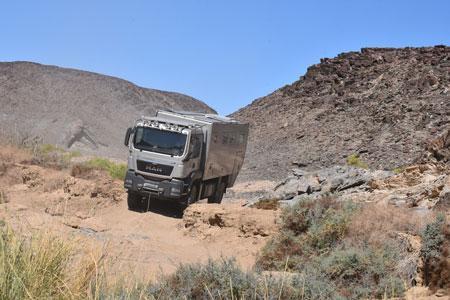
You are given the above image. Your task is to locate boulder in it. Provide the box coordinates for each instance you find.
[273,165,392,201]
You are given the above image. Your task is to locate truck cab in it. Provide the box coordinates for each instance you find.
[123,111,248,210]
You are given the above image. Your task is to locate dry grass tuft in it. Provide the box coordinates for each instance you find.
[0,190,8,204]
[347,203,429,247]
[0,226,109,299]
[71,163,98,179]
[251,198,280,210]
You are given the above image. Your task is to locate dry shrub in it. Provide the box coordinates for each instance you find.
[346,203,431,287]
[256,198,419,298]
[71,163,98,179]
[0,225,108,299]
[347,203,429,247]
[257,196,354,270]
[421,215,450,293]
[146,258,333,300]
[0,190,7,204]
[251,198,280,210]
[69,249,107,299]
[281,195,342,235]
[0,227,73,299]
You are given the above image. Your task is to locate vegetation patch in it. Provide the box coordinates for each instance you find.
[30,144,81,169]
[420,214,450,292]
[392,166,406,174]
[73,158,127,180]
[250,198,280,210]
[255,197,416,299]
[147,258,337,300]
[346,154,368,169]
[0,226,103,299]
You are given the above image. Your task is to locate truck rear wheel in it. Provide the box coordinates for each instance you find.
[208,182,225,204]
[127,191,142,211]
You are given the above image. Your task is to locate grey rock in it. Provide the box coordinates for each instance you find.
[274,177,299,200]
[272,165,387,200]
[297,181,310,194]
[292,168,306,177]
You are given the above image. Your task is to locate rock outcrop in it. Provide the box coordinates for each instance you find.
[233,46,450,180]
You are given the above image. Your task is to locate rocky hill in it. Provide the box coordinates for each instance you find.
[233,46,450,180]
[0,61,215,158]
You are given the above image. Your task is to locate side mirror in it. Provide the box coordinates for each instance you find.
[124,127,132,146]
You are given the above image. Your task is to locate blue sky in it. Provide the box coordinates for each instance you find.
[1,1,449,115]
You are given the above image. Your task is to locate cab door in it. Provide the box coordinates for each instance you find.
[186,131,204,180]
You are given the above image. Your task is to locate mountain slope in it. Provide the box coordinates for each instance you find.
[0,61,215,158]
[233,46,450,180]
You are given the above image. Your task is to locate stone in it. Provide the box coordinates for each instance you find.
[292,168,306,177]
[297,181,310,194]
[273,177,300,200]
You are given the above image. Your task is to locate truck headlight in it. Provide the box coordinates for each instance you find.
[171,187,181,193]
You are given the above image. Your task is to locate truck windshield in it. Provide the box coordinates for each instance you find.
[133,127,187,156]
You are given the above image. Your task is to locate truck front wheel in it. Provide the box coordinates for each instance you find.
[127,191,142,211]
[208,181,225,204]
[183,184,199,207]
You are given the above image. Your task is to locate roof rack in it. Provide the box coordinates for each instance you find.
[157,110,238,124]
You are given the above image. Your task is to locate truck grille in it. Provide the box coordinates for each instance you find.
[136,160,173,176]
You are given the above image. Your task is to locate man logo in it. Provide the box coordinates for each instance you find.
[145,164,163,173]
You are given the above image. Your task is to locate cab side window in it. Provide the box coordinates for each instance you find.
[190,135,201,159]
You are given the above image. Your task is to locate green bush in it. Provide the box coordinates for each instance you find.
[147,258,340,300]
[256,197,409,299]
[149,258,268,299]
[258,197,356,270]
[420,214,449,288]
[85,158,127,180]
[30,143,81,169]
[420,214,445,262]
[319,247,404,299]
[281,196,340,235]
[305,204,354,251]
[346,154,368,169]
[392,166,405,174]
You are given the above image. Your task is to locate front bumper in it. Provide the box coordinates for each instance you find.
[123,171,188,200]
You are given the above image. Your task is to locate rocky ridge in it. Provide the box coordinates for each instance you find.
[233,46,450,180]
[0,61,215,158]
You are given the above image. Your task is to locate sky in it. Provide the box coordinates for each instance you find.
[1,1,449,115]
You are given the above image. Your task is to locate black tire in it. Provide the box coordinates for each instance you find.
[184,184,199,207]
[208,182,225,204]
[127,191,142,211]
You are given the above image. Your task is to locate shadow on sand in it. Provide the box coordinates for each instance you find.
[129,197,186,219]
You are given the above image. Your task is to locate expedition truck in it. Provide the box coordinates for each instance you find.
[123,110,249,209]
